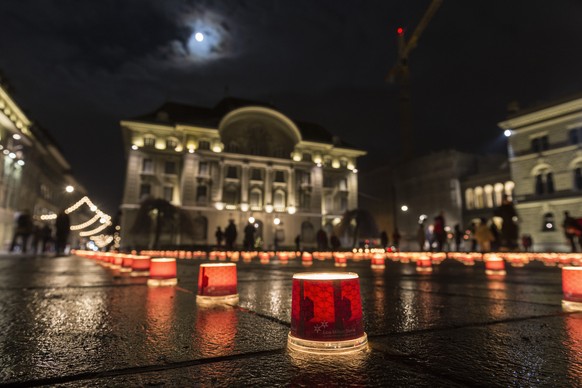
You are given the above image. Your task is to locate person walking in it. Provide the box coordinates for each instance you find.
[294,234,301,252]
[474,218,495,253]
[453,224,462,252]
[243,222,255,251]
[433,211,446,252]
[392,228,401,250]
[10,209,33,253]
[562,211,581,252]
[55,210,71,256]
[215,226,224,248]
[494,195,519,251]
[224,220,237,250]
[380,231,389,249]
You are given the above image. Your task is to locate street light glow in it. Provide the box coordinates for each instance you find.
[401,205,409,212]
[65,185,74,193]
[504,129,512,137]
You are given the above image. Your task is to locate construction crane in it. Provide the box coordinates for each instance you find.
[387,0,442,160]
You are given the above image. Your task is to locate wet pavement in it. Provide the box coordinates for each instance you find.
[0,254,580,387]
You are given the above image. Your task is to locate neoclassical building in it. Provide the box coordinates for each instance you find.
[499,95,582,251]
[120,98,366,250]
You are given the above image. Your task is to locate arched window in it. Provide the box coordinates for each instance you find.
[542,213,555,232]
[465,188,474,210]
[273,189,286,209]
[504,181,515,200]
[535,174,544,195]
[532,165,552,195]
[494,183,504,207]
[484,185,494,208]
[474,187,484,209]
[249,188,263,208]
[301,221,315,244]
[193,216,208,240]
[546,172,555,193]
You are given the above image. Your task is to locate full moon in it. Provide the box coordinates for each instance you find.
[194,32,204,42]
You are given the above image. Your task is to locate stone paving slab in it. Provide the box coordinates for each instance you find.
[0,255,578,387]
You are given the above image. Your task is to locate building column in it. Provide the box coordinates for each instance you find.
[265,166,273,206]
[287,167,295,207]
[241,164,249,204]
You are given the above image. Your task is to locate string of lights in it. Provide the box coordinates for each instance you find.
[79,221,112,237]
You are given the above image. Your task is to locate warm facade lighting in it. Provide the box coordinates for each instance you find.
[197,263,239,305]
[562,267,582,311]
[287,206,297,215]
[288,272,368,354]
[215,202,225,210]
[147,258,178,286]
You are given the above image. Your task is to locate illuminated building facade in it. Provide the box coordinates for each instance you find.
[120,98,365,250]
[499,96,582,251]
[0,81,85,250]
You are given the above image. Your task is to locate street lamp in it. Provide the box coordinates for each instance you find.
[401,205,408,212]
[65,185,74,193]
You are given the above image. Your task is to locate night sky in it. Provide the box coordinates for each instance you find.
[1,0,581,214]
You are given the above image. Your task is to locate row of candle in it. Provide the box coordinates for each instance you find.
[73,250,582,354]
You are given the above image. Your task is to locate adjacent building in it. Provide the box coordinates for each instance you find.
[0,80,85,251]
[120,98,366,250]
[499,96,582,251]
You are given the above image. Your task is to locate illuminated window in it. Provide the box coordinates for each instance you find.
[493,183,504,206]
[465,188,474,210]
[198,141,210,150]
[143,136,155,148]
[339,178,348,191]
[250,188,262,207]
[273,189,286,208]
[474,187,484,209]
[542,212,555,232]
[484,185,494,208]
[166,138,178,150]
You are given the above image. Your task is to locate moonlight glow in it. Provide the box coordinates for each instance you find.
[194,32,204,42]
[185,17,229,61]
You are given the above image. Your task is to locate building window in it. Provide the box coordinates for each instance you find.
[166,138,178,150]
[542,212,555,232]
[199,162,208,175]
[339,179,348,191]
[323,176,333,188]
[465,188,474,210]
[198,141,210,150]
[298,170,311,186]
[164,161,176,175]
[274,170,286,183]
[569,127,581,144]
[163,186,173,202]
[340,195,348,212]
[223,185,239,205]
[143,136,155,148]
[139,183,151,198]
[196,185,208,203]
[531,135,549,153]
[474,187,484,209]
[226,166,239,179]
[142,158,153,173]
[273,190,286,208]
[535,174,544,194]
[251,168,263,181]
[300,191,311,209]
[575,167,582,190]
[546,172,555,193]
[250,188,262,208]
[484,185,494,208]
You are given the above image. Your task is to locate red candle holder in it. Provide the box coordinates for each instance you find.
[147,258,178,286]
[288,272,368,354]
[334,253,347,268]
[370,253,385,269]
[416,255,433,273]
[110,254,124,269]
[279,252,289,264]
[131,255,151,277]
[562,267,582,311]
[302,252,313,267]
[485,256,506,276]
[260,252,270,264]
[120,254,134,273]
[197,263,239,305]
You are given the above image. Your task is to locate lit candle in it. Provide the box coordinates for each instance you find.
[334,253,347,268]
[302,252,313,267]
[131,255,151,276]
[288,272,368,354]
[197,263,238,305]
[562,267,582,311]
[120,254,133,273]
[370,253,385,269]
[147,258,178,286]
[416,255,433,273]
[484,256,506,276]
